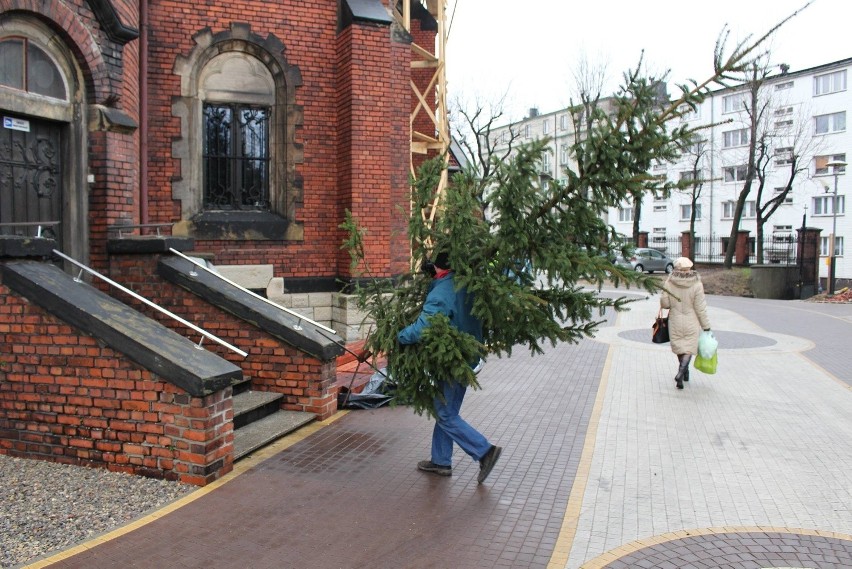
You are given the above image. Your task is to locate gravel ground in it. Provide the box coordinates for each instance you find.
[0,455,195,568]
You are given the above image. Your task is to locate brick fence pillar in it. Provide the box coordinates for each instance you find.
[735,230,751,265]
[637,231,648,248]
[797,227,822,298]
[681,231,693,260]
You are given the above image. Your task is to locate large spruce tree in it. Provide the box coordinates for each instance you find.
[341,14,804,417]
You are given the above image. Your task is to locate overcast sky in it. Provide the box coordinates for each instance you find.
[444,0,851,121]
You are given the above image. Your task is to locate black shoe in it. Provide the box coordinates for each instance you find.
[417,460,452,476]
[477,445,502,484]
[683,368,689,382]
[676,378,684,389]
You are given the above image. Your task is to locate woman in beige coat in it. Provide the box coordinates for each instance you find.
[660,257,711,389]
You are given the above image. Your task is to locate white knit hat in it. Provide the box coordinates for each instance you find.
[674,257,694,270]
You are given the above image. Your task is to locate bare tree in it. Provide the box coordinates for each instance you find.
[450,93,517,187]
[677,135,712,262]
[752,102,823,262]
[718,57,823,266]
[722,60,770,268]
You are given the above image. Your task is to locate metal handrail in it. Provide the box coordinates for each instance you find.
[169,248,338,335]
[107,223,173,238]
[0,221,60,238]
[52,249,248,358]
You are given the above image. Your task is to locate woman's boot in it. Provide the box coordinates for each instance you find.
[674,355,689,389]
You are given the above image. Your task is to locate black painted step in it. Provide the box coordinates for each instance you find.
[233,411,316,460]
[233,389,283,429]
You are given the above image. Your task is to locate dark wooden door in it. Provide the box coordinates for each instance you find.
[0,114,63,248]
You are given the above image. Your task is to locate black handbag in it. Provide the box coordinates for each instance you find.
[652,309,670,344]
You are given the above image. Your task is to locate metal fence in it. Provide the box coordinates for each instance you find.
[641,234,799,266]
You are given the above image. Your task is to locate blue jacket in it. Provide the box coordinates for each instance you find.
[397,272,483,346]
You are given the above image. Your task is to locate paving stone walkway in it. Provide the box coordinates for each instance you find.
[29,292,852,569]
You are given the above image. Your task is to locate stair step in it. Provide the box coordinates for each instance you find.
[233,410,316,460]
[233,390,284,429]
[231,376,253,396]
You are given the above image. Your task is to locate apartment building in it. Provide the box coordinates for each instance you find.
[488,57,850,282]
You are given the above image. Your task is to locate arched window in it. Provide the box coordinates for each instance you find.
[171,26,304,240]
[200,54,274,211]
[0,37,67,100]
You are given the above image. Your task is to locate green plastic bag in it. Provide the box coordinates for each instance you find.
[694,351,718,374]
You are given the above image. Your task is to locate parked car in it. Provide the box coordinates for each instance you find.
[615,247,674,274]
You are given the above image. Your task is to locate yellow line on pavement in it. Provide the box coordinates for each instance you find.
[547,340,615,568]
[23,412,348,569]
[579,526,852,568]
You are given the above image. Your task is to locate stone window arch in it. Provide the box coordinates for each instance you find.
[172,24,303,241]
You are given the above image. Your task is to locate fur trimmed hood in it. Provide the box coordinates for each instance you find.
[668,269,701,288]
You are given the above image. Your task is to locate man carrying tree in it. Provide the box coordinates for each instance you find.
[398,251,502,484]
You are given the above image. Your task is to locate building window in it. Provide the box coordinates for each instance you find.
[774,106,793,116]
[814,154,846,176]
[524,124,531,138]
[775,81,794,90]
[815,111,846,134]
[774,187,794,204]
[682,139,705,155]
[721,200,755,218]
[724,165,748,182]
[0,37,67,99]
[775,119,794,129]
[679,170,699,183]
[653,204,667,212]
[542,120,549,135]
[560,115,568,130]
[171,26,304,239]
[541,152,550,173]
[618,207,633,222]
[723,93,747,113]
[813,70,847,96]
[813,194,845,216]
[680,204,701,220]
[774,147,794,166]
[723,128,749,148]
[820,236,844,256]
[560,145,569,165]
[677,103,698,121]
[203,104,270,210]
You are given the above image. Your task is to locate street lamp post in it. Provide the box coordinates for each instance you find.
[825,160,847,295]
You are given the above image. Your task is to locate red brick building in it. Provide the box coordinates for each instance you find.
[0,0,436,483]
[1,0,422,283]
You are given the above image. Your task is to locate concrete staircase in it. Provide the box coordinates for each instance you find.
[232,341,386,460]
[232,377,315,460]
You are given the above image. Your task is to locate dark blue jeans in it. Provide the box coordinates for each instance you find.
[431,380,491,466]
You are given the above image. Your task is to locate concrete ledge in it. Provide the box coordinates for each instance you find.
[106,235,195,254]
[0,236,56,258]
[159,257,344,361]
[1,260,241,396]
[751,264,798,300]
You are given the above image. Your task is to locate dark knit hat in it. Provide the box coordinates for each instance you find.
[433,251,451,270]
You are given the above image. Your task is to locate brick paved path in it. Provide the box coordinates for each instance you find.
[31,294,852,569]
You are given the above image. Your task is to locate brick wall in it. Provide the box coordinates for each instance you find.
[335,22,410,279]
[0,282,233,486]
[107,253,338,418]
[142,1,412,283]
